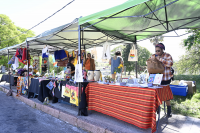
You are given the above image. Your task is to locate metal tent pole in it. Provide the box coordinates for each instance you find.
[8,49,11,90]
[26,40,29,95]
[78,25,82,116]
[134,36,138,78]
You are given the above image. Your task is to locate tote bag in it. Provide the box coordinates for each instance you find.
[147,56,164,74]
[128,45,138,61]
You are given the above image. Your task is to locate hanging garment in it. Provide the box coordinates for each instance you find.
[8,55,15,64]
[33,56,39,73]
[42,47,49,58]
[102,42,111,60]
[14,56,19,68]
[63,84,71,97]
[54,50,68,62]
[70,86,78,106]
[16,77,22,96]
[15,48,23,60]
[91,47,97,60]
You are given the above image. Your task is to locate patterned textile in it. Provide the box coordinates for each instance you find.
[33,56,39,72]
[8,55,15,64]
[85,83,173,133]
[16,77,22,96]
[46,81,54,90]
[70,87,78,106]
[16,76,31,96]
[63,84,71,97]
[151,52,173,81]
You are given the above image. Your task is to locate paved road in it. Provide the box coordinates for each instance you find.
[0,90,88,133]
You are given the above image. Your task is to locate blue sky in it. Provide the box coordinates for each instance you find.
[0,0,188,61]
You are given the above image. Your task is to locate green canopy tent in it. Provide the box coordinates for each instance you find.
[79,0,200,42]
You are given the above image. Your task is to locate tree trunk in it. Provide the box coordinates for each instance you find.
[128,71,131,75]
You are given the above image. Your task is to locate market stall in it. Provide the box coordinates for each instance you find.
[1,0,200,132]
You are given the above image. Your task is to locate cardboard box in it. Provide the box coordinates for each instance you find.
[183,81,196,95]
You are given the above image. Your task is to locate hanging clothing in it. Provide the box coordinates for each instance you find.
[14,56,19,68]
[15,48,23,60]
[33,56,39,73]
[42,47,49,58]
[102,42,111,60]
[8,55,15,64]
[54,50,68,62]
[91,47,97,60]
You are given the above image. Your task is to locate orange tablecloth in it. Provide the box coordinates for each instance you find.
[85,83,173,133]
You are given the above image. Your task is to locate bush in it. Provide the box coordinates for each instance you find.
[174,75,200,82]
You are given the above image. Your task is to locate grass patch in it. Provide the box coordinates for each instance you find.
[168,75,200,118]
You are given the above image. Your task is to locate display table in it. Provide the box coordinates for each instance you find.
[85,83,173,133]
[0,74,17,86]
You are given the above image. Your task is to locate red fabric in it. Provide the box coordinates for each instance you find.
[85,83,173,133]
[22,48,27,64]
[15,48,23,63]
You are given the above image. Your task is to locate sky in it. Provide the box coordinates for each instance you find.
[0,0,189,61]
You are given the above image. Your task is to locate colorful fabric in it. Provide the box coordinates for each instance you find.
[63,84,71,97]
[46,81,54,90]
[33,56,39,72]
[15,48,23,60]
[16,77,22,96]
[8,55,15,64]
[70,88,78,105]
[85,83,173,133]
[151,53,173,81]
[42,53,49,58]
[54,50,68,62]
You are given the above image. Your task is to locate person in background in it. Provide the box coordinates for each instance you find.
[83,53,95,71]
[109,51,124,80]
[67,57,75,76]
[150,43,173,117]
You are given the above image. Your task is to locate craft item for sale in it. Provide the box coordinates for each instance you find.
[8,55,15,64]
[91,47,97,60]
[54,50,68,62]
[94,70,100,81]
[102,42,111,60]
[46,81,54,90]
[128,45,138,61]
[87,70,94,81]
[63,84,71,97]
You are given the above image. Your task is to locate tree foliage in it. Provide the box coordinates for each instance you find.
[174,43,200,75]
[0,14,35,68]
[150,36,164,46]
[183,29,200,50]
[122,44,151,74]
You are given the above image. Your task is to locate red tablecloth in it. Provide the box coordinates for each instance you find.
[85,83,173,133]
